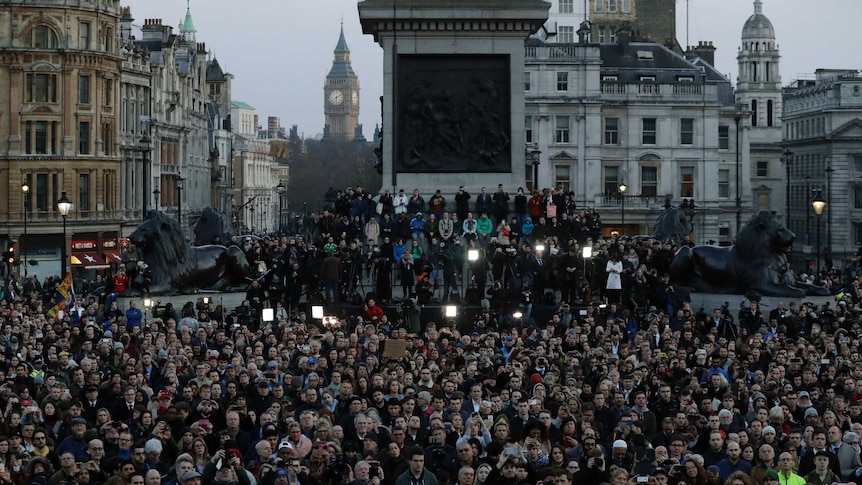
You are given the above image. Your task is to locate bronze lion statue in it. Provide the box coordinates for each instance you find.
[193,206,234,246]
[129,211,253,295]
[651,207,692,245]
[669,211,829,297]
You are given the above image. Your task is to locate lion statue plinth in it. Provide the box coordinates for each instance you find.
[669,211,829,297]
[193,206,234,246]
[129,211,253,295]
[651,207,692,246]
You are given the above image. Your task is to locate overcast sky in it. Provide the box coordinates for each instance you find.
[129,0,860,139]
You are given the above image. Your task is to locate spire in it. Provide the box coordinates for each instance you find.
[334,21,350,56]
[754,0,762,15]
[182,0,197,34]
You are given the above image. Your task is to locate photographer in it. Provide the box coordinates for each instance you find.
[348,460,383,485]
[202,449,250,485]
[423,427,458,476]
[484,445,534,485]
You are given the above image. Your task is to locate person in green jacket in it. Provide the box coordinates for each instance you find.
[476,212,493,249]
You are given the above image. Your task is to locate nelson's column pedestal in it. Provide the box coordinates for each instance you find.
[358,0,550,194]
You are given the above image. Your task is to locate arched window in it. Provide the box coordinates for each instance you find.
[28,26,59,48]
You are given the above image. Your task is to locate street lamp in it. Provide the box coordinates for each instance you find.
[811,188,826,274]
[174,175,184,225]
[618,182,627,231]
[682,199,697,244]
[153,189,160,210]
[529,147,541,192]
[782,147,793,228]
[139,134,151,218]
[276,181,286,235]
[249,203,256,234]
[57,191,72,274]
[21,183,29,277]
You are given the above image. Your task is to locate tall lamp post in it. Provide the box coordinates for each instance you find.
[682,199,697,243]
[21,183,29,277]
[805,175,811,245]
[57,192,72,274]
[825,166,834,260]
[618,181,627,231]
[153,189,160,210]
[249,203,255,234]
[139,134,151,218]
[276,181,285,235]
[530,148,541,192]
[782,147,793,229]
[811,189,826,274]
[174,176,184,225]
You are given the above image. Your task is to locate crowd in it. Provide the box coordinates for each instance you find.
[0,184,861,485]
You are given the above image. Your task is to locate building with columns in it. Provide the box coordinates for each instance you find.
[0,0,124,279]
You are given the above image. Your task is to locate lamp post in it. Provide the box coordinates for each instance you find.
[21,183,29,277]
[153,189,160,210]
[682,199,697,243]
[805,175,811,246]
[811,189,826,274]
[139,134,151,218]
[174,176,184,225]
[529,148,541,192]
[618,182,627,231]
[249,204,256,234]
[57,191,72,274]
[276,181,285,235]
[825,166,834,260]
[782,147,793,229]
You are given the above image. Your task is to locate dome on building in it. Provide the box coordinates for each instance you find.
[741,0,775,40]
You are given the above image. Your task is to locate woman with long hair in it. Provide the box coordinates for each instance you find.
[190,437,210,473]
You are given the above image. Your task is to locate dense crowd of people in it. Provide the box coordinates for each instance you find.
[1,184,861,485]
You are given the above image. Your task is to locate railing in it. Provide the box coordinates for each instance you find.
[601,82,710,98]
[598,194,667,208]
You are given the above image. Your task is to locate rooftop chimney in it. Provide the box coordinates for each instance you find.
[692,41,716,66]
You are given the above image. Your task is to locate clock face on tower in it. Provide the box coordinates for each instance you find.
[351,91,359,106]
[328,90,344,106]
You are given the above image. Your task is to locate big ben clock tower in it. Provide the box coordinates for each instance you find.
[323,24,360,141]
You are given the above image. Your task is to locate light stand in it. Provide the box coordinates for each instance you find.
[530,148,541,192]
[57,192,72,275]
[618,182,627,232]
[811,189,826,274]
[21,183,29,277]
[276,181,286,235]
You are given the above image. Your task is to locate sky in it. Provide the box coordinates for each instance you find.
[128,0,861,139]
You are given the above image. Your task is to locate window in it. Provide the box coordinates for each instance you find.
[102,123,113,156]
[598,26,606,43]
[621,0,632,12]
[604,117,619,145]
[641,166,658,197]
[602,75,618,82]
[79,122,90,154]
[603,165,619,195]
[558,26,575,43]
[680,167,694,197]
[559,0,574,13]
[79,75,90,104]
[79,173,90,214]
[525,116,533,144]
[595,0,604,13]
[854,186,862,210]
[718,169,730,198]
[608,0,618,12]
[79,22,90,50]
[36,174,48,211]
[641,118,657,145]
[25,74,57,103]
[30,26,58,48]
[856,223,862,246]
[756,160,768,177]
[555,116,570,144]
[525,71,531,91]
[751,100,758,127]
[104,79,113,106]
[767,100,774,127]
[557,72,569,91]
[555,165,571,191]
[751,62,758,82]
[680,118,694,145]
[854,155,862,173]
[718,125,729,150]
[639,75,656,82]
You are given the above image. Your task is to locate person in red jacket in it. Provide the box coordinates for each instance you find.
[364,298,385,324]
[528,191,544,219]
[113,267,129,294]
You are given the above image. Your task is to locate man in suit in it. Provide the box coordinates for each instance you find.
[113,386,138,422]
[474,187,491,218]
[830,428,862,480]
[82,385,107,424]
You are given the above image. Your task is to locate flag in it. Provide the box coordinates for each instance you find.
[47,272,75,320]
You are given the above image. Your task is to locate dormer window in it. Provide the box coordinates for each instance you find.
[677,76,694,82]
[639,75,656,82]
[602,75,619,82]
[636,50,654,61]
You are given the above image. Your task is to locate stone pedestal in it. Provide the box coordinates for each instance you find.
[359,0,550,194]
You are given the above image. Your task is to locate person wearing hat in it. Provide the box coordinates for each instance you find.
[804,451,841,485]
[762,470,781,485]
[609,439,634,471]
[56,417,90,461]
[179,470,202,485]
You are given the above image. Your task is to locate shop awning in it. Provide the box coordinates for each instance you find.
[71,252,110,269]
[103,251,123,265]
